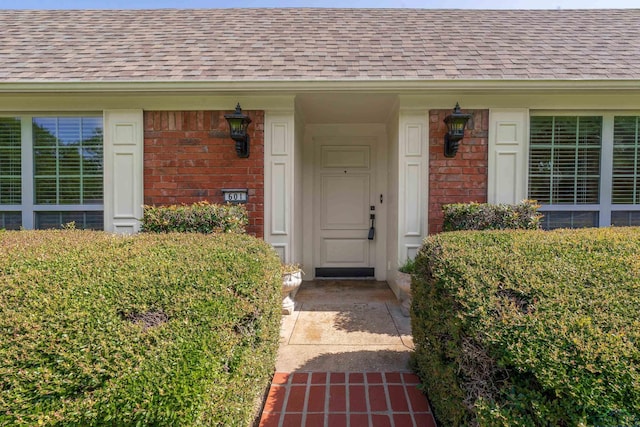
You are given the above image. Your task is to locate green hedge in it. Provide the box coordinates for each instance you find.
[442,200,541,231]
[142,201,248,233]
[0,230,281,426]
[411,227,640,426]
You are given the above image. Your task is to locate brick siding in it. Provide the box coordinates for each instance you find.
[429,109,489,234]
[144,110,264,237]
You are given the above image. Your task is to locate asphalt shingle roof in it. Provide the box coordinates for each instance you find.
[1,8,639,82]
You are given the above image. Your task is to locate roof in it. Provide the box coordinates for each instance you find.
[1,8,639,83]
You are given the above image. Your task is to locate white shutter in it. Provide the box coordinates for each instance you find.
[488,109,529,204]
[398,110,427,262]
[104,110,143,234]
[264,111,295,262]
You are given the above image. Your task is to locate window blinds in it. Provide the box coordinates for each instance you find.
[528,116,602,205]
[0,118,22,205]
[33,117,103,205]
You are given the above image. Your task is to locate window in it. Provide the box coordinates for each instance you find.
[611,116,640,226]
[0,115,103,230]
[528,114,640,229]
[0,118,21,205]
[0,118,22,229]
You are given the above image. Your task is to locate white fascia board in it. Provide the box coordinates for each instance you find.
[0,94,295,113]
[1,79,640,94]
[400,92,640,111]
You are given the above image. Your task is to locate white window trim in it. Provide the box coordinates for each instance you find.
[600,113,614,226]
[529,111,640,227]
[0,113,104,230]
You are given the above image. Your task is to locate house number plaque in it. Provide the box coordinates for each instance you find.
[222,189,248,204]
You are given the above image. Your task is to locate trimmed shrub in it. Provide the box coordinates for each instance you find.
[399,257,416,274]
[411,227,640,426]
[442,200,541,231]
[142,201,248,233]
[0,230,281,426]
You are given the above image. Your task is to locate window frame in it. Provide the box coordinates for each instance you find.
[528,111,640,228]
[0,113,104,230]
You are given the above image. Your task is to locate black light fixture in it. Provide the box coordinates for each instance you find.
[224,103,252,158]
[443,102,472,158]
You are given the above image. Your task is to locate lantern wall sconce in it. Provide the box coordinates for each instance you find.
[224,103,252,158]
[443,103,472,158]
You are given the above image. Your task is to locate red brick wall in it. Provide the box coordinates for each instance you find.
[144,110,264,237]
[429,109,489,234]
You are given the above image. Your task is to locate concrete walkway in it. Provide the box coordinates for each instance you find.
[259,280,437,426]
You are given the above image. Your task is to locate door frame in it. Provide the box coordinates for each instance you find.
[302,124,388,280]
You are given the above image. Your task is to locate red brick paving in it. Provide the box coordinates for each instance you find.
[369,385,388,412]
[259,372,437,427]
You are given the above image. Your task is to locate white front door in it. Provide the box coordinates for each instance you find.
[314,136,377,277]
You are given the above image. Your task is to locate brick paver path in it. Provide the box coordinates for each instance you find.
[259,371,437,427]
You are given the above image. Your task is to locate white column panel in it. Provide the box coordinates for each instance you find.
[271,243,287,261]
[264,111,295,263]
[488,109,529,204]
[398,110,428,265]
[114,153,135,217]
[405,125,423,156]
[271,123,288,155]
[271,161,287,235]
[104,110,143,234]
[493,151,518,204]
[404,244,420,260]
[404,163,421,236]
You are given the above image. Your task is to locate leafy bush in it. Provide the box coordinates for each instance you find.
[442,200,541,231]
[0,230,281,426]
[398,257,416,274]
[142,201,248,233]
[281,263,303,275]
[411,227,640,426]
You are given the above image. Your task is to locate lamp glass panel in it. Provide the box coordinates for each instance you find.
[228,118,243,133]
